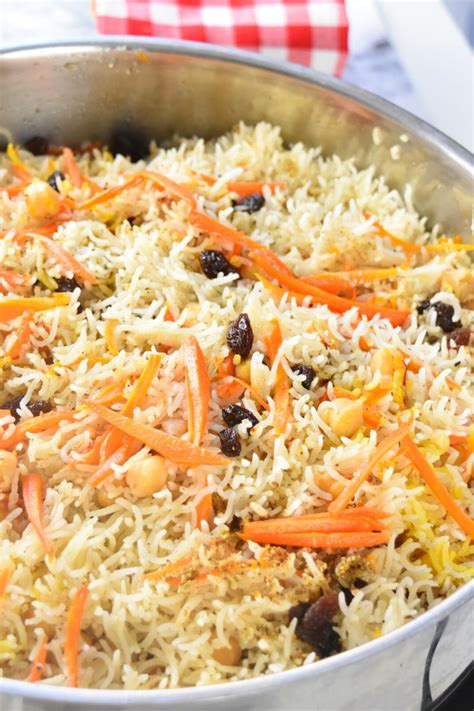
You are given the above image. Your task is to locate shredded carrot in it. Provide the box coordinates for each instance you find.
[226,180,286,198]
[216,354,235,380]
[329,415,414,512]
[317,267,401,284]
[363,407,383,429]
[359,335,373,352]
[232,377,271,411]
[99,354,161,460]
[241,529,389,548]
[216,377,245,402]
[26,634,48,683]
[191,210,292,276]
[103,318,119,356]
[139,170,197,208]
[62,148,84,188]
[367,214,421,254]
[0,567,11,597]
[5,310,33,359]
[251,252,409,327]
[425,242,474,253]
[21,473,54,557]
[243,515,386,536]
[264,320,290,435]
[4,180,30,197]
[402,435,474,538]
[89,436,142,488]
[184,337,210,446]
[195,492,214,529]
[65,584,89,688]
[0,267,29,293]
[0,409,78,450]
[79,429,109,465]
[0,293,69,323]
[143,555,194,581]
[31,235,97,284]
[300,274,356,299]
[401,350,460,391]
[89,403,229,467]
[6,143,32,179]
[78,174,142,210]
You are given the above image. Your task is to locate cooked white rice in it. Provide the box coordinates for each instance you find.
[0,122,472,690]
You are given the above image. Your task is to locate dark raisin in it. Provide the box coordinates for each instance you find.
[232,193,265,214]
[448,327,471,348]
[1,397,52,422]
[291,364,316,390]
[294,593,341,657]
[228,516,242,532]
[227,313,253,358]
[24,136,49,155]
[222,404,258,430]
[55,276,80,292]
[432,302,461,333]
[109,131,149,162]
[47,171,65,192]
[289,601,311,625]
[417,299,431,314]
[218,428,241,457]
[199,250,240,280]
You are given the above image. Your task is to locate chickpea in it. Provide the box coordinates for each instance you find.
[0,450,17,492]
[235,358,251,382]
[96,487,118,508]
[319,398,363,438]
[125,455,168,497]
[24,179,62,220]
[211,636,242,666]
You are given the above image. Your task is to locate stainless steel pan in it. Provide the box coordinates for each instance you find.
[0,40,472,711]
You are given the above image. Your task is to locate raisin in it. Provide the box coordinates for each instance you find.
[222,404,258,430]
[432,302,461,333]
[24,136,49,156]
[47,171,65,192]
[227,313,253,358]
[293,593,341,657]
[291,364,316,390]
[199,250,240,280]
[109,131,149,162]
[55,276,80,292]
[449,327,471,348]
[218,427,241,457]
[232,193,265,214]
[1,397,52,422]
[289,601,311,625]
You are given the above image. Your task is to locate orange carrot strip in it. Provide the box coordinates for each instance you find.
[5,310,33,359]
[251,252,409,327]
[0,409,78,450]
[65,584,89,688]
[78,174,142,210]
[363,408,383,429]
[184,337,210,446]
[315,267,401,284]
[401,350,460,391]
[256,273,308,306]
[26,634,48,683]
[21,473,54,557]
[62,148,84,188]
[0,294,69,323]
[329,416,414,512]
[216,377,245,401]
[89,436,142,488]
[300,274,356,299]
[139,170,197,208]
[0,568,11,597]
[366,214,421,254]
[6,144,32,179]
[241,530,389,548]
[232,377,270,411]
[191,211,292,276]
[402,435,474,538]
[89,403,229,467]
[0,267,29,293]
[264,320,290,435]
[195,492,214,529]
[227,180,286,197]
[143,555,194,581]
[243,515,386,535]
[79,429,110,465]
[100,354,161,460]
[103,318,119,356]
[35,236,97,284]
[216,354,235,379]
[4,181,30,197]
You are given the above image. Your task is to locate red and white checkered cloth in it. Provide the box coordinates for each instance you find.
[94,0,348,75]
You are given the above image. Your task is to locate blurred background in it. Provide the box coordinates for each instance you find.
[1,0,472,150]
